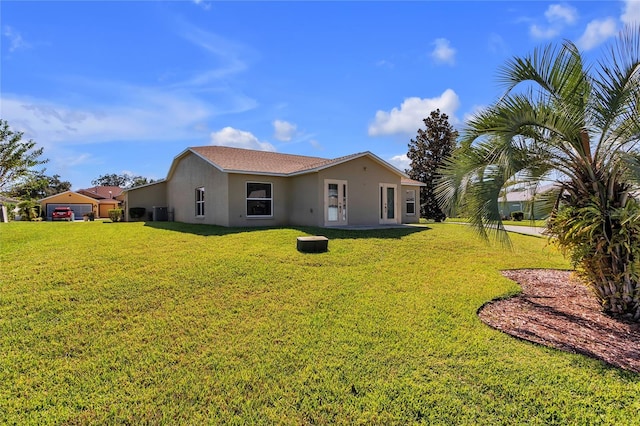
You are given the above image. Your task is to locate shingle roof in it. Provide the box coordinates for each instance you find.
[189,146,375,175]
[190,146,329,174]
[78,186,124,199]
[504,183,557,202]
[401,177,426,186]
[181,146,413,181]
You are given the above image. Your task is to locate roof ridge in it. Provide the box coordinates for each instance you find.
[190,145,328,162]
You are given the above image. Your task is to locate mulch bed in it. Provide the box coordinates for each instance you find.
[478,269,640,373]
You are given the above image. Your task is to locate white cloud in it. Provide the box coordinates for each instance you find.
[273,120,297,142]
[0,23,259,150]
[622,0,640,25]
[58,153,93,167]
[0,81,244,149]
[368,89,461,136]
[545,4,578,24]
[388,154,411,173]
[576,18,618,50]
[210,127,275,151]
[530,24,560,39]
[309,139,323,150]
[2,26,31,52]
[376,59,394,68]
[193,0,212,10]
[463,104,488,123]
[173,22,254,86]
[430,38,456,65]
[530,4,578,40]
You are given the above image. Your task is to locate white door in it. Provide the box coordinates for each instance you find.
[324,179,348,226]
[379,183,398,224]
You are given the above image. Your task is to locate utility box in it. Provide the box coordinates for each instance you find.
[296,236,329,253]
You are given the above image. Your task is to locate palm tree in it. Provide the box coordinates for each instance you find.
[438,26,640,320]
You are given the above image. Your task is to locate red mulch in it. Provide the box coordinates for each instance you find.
[478,269,640,373]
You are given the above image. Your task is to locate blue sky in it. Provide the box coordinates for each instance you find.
[2,1,639,190]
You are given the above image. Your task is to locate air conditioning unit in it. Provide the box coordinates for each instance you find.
[152,206,168,221]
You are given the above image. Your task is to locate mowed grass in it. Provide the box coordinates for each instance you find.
[1,222,639,424]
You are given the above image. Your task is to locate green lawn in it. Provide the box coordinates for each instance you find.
[1,221,638,424]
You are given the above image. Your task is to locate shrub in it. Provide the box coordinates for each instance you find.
[510,211,524,221]
[108,208,123,222]
[129,207,146,220]
[17,200,40,221]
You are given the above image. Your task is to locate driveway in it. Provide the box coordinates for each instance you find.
[503,225,546,237]
[447,221,546,237]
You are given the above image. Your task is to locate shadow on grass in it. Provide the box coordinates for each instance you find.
[143,221,431,240]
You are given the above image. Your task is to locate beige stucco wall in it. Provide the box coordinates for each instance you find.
[288,173,321,226]
[317,156,402,226]
[226,174,290,227]
[124,181,167,221]
[166,153,229,226]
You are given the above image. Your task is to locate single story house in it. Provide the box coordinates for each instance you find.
[123,146,425,227]
[77,186,124,217]
[499,183,556,220]
[39,186,124,220]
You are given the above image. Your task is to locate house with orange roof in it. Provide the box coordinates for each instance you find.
[123,146,424,227]
[39,186,124,220]
[77,185,124,218]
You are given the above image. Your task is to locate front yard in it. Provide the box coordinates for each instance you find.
[1,221,638,424]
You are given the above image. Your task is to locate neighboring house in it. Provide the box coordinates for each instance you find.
[124,146,425,227]
[77,186,124,218]
[499,183,556,220]
[39,186,124,220]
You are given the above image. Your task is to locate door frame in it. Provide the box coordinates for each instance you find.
[379,183,398,224]
[324,179,348,226]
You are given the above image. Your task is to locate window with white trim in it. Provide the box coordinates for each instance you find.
[195,187,205,217]
[406,189,416,215]
[246,182,272,217]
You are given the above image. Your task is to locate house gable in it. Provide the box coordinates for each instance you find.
[39,190,101,204]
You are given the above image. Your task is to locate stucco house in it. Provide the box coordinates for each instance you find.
[77,186,124,218]
[39,186,124,220]
[123,146,425,227]
[499,183,556,220]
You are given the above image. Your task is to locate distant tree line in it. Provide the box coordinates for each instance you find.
[91,173,155,188]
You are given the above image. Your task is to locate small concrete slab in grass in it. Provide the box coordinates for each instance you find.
[297,236,329,253]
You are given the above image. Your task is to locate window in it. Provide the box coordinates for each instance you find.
[246,182,272,217]
[406,189,416,215]
[195,187,205,217]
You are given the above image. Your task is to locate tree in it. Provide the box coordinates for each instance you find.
[91,173,154,188]
[91,173,129,187]
[438,26,640,320]
[6,172,71,200]
[407,109,458,222]
[0,119,48,192]
[129,175,153,188]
